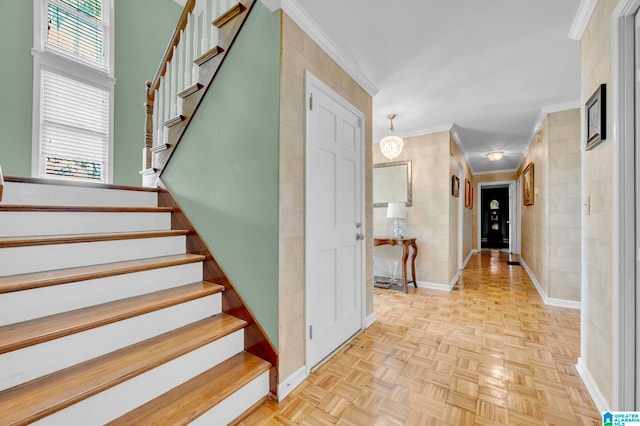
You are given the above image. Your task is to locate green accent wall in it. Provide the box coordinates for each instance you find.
[0,0,34,176]
[0,0,180,182]
[113,0,181,185]
[162,2,281,347]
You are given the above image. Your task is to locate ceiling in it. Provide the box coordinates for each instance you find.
[292,0,582,173]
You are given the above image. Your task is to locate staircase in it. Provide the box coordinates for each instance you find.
[141,0,256,186]
[0,177,271,425]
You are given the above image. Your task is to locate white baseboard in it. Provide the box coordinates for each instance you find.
[461,250,474,269]
[416,280,453,292]
[277,366,307,402]
[520,258,581,309]
[365,312,377,328]
[576,357,610,412]
[448,271,460,290]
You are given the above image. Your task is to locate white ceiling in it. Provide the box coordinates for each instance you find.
[291,0,582,173]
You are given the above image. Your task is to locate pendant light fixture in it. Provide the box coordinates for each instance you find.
[379,113,404,160]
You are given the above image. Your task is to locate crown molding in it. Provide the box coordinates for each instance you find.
[568,0,597,40]
[281,0,378,96]
[473,168,518,176]
[395,123,454,140]
[526,100,580,152]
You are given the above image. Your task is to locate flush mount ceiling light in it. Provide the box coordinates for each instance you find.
[487,151,504,161]
[379,113,404,160]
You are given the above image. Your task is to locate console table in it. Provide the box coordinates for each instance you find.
[373,237,418,293]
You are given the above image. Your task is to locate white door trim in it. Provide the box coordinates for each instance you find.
[477,181,516,251]
[458,162,464,269]
[304,70,366,373]
[612,0,640,410]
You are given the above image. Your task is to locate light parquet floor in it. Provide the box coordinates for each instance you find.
[239,251,601,425]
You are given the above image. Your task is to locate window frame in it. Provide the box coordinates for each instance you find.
[32,0,115,183]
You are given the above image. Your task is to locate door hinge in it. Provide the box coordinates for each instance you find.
[309,325,313,339]
[309,93,313,110]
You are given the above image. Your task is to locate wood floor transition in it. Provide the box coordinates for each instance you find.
[239,250,600,425]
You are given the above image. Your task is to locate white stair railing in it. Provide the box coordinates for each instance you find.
[143,0,234,173]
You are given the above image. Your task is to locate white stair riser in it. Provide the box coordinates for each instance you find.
[33,330,244,425]
[0,211,172,237]
[0,236,186,276]
[0,295,222,391]
[191,371,269,426]
[2,182,158,207]
[0,262,203,326]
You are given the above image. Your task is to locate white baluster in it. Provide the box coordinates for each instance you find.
[164,66,171,140]
[176,35,184,94]
[157,76,165,147]
[184,13,193,87]
[200,0,210,56]
[169,46,177,118]
[210,0,219,48]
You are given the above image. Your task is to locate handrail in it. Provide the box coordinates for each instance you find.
[0,165,4,202]
[148,0,196,99]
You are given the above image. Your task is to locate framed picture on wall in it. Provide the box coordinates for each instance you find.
[523,163,534,206]
[585,83,606,151]
[469,186,474,209]
[452,175,460,197]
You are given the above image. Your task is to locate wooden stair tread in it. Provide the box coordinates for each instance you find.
[213,2,246,28]
[0,281,224,354]
[193,45,223,66]
[108,352,270,425]
[4,176,160,193]
[0,229,189,248]
[0,254,206,294]
[0,205,172,213]
[0,314,246,425]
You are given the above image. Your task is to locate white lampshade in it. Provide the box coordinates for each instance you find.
[387,202,407,219]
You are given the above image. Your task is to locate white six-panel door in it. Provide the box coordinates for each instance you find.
[305,71,364,369]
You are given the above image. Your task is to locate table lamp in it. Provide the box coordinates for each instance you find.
[387,202,407,238]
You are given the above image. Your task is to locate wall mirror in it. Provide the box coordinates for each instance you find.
[373,160,412,207]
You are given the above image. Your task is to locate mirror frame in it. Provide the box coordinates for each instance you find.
[373,160,412,207]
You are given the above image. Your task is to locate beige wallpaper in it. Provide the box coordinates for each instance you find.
[373,132,451,285]
[547,109,581,301]
[372,131,473,287]
[580,0,616,405]
[520,117,550,295]
[518,109,581,303]
[278,13,373,381]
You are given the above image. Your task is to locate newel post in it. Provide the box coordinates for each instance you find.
[143,81,154,171]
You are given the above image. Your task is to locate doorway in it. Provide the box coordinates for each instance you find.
[612,0,640,410]
[305,71,365,370]
[477,181,516,253]
[480,187,510,249]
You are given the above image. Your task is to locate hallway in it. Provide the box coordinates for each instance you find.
[240,251,600,425]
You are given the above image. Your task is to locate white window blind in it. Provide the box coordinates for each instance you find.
[46,0,109,72]
[40,70,109,182]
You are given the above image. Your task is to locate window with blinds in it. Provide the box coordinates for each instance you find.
[46,0,109,72]
[33,0,112,182]
[40,71,109,182]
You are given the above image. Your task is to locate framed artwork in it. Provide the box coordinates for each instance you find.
[452,175,460,197]
[464,179,470,207]
[469,187,474,209]
[523,163,534,206]
[585,83,606,151]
